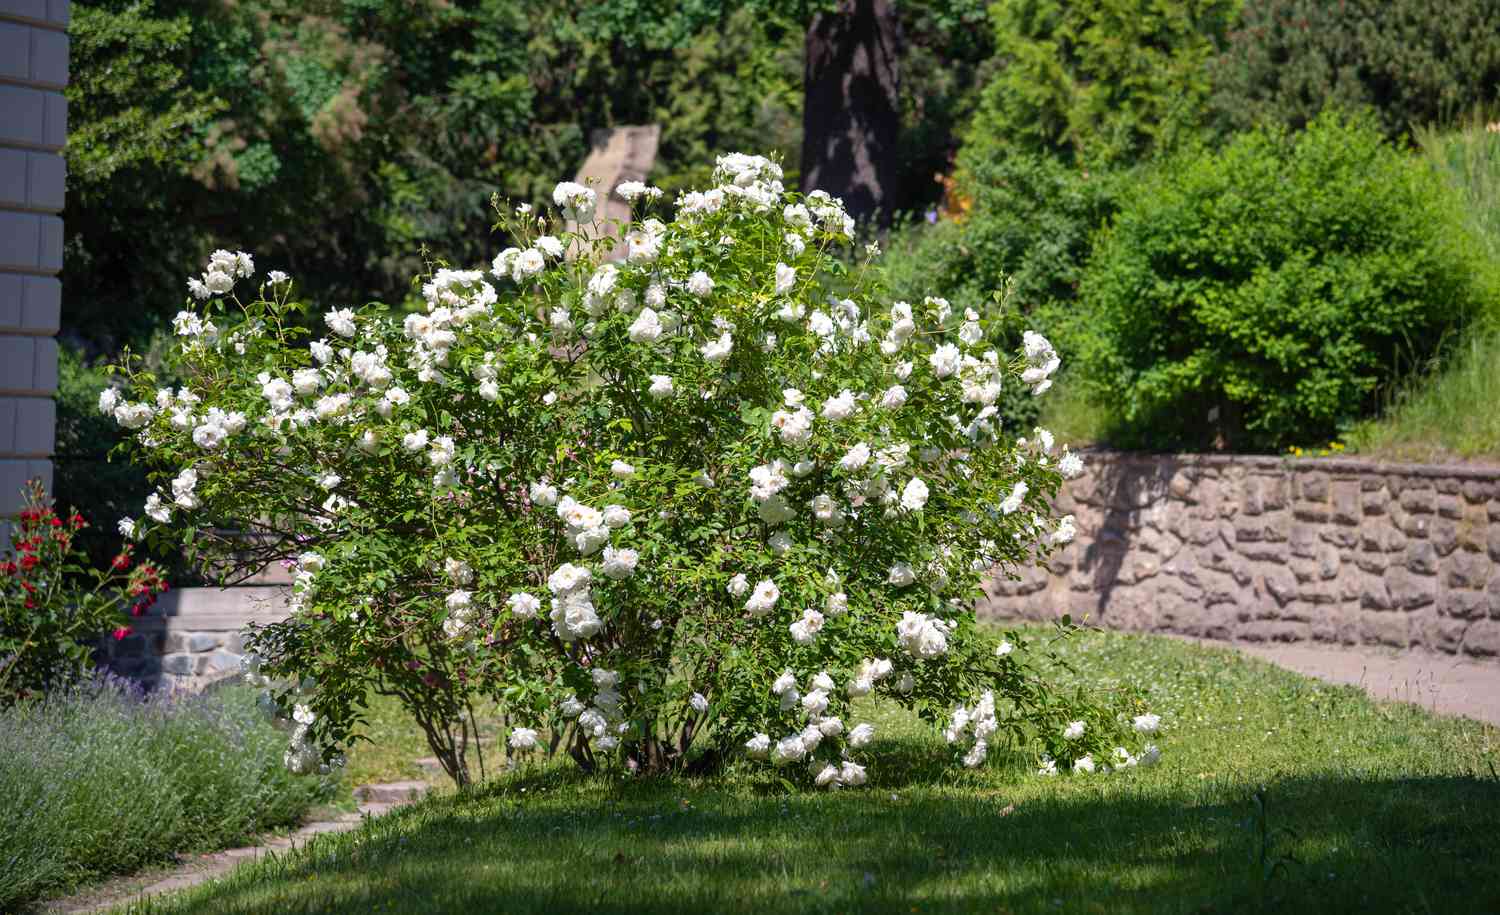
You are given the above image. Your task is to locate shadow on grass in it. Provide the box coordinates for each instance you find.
[124,759,1500,915]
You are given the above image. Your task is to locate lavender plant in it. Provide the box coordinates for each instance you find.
[102,154,1160,787]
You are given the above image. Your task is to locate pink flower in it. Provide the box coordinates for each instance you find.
[112,626,133,641]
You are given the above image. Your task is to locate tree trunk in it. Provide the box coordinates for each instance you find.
[801,0,902,227]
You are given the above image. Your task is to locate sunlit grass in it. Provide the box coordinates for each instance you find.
[121,630,1500,915]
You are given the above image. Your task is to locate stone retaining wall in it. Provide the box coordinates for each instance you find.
[97,586,291,691]
[979,453,1500,660]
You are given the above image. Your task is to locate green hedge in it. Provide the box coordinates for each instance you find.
[1210,0,1500,144]
[0,678,336,909]
[1077,113,1494,451]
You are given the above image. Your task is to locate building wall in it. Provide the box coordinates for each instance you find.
[981,453,1500,661]
[0,0,67,545]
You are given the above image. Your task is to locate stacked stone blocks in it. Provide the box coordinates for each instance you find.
[95,586,292,691]
[980,454,1500,660]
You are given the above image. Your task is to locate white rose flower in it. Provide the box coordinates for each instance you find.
[929,343,962,378]
[838,443,871,472]
[689,692,709,713]
[745,733,771,757]
[880,385,907,409]
[687,271,715,298]
[1000,481,1028,515]
[700,332,733,363]
[602,505,631,528]
[1133,713,1161,734]
[611,460,635,479]
[901,478,929,511]
[771,735,807,765]
[507,592,541,619]
[839,761,867,786]
[325,308,357,338]
[820,390,856,421]
[995,640,1014,658]
[727,573,750,597]
[1063,720,1086,740]
[887,562,916,588]
[647,374,674,399]
[789,608,825,644]
[848,723,875,748]
[628,307,664,343]
[774,262,796,294]
[529,480,559,506]
[509,727,539,750]
[553,181,597,221]
[745,579,780,616]
[601,546,639,580]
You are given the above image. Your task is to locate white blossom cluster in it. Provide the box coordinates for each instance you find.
[744,669,874,788]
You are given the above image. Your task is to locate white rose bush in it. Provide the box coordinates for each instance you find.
[103,154,1160,788]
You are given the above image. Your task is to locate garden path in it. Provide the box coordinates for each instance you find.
[1176,636,1500,726]
[43,783,430,915]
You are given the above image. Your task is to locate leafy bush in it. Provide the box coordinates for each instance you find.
[1209,0,1500,144]
[1078,113,1493,451]
[103,155,1161,791]
[964,0,1236,168]
[0,677,335,909]
[0,481,166,704]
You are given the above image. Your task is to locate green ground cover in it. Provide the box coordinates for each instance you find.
[119,630,1500,914]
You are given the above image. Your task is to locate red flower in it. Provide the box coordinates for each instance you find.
[49,517,62,527]
[19,555,38,571]
[112,626,133,641]
[112,554,131,571]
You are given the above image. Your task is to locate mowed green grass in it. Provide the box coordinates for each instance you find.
[121,631,1500,915]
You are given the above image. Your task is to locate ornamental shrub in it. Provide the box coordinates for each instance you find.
[0,481,167,704]
[103,155,1162,789]
[965,0,1236,169]
[1209,0,1500,144]
[1077,114,1492,452]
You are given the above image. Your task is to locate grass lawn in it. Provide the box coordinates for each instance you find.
[119,631,1500,914]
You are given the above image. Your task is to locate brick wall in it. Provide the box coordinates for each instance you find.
[980,453,1500,661]
[0,0,66,545]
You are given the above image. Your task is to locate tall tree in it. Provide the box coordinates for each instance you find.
[800,0,903,225]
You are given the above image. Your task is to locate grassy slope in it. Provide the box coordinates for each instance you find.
[122,631,1500,915]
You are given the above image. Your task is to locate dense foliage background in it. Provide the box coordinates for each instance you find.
[58,0,1500,572]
